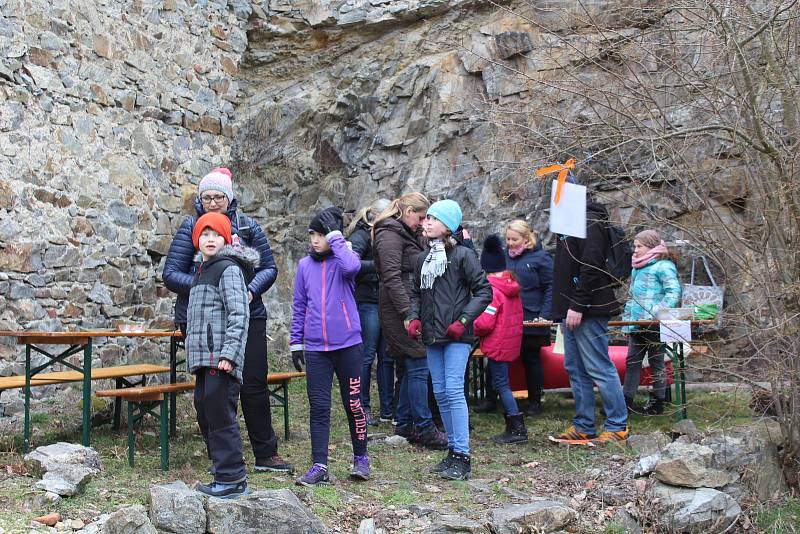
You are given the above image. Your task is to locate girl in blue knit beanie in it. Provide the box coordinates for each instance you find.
[406,199,493,480]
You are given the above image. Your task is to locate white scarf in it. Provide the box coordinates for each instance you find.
[421,239,448,289]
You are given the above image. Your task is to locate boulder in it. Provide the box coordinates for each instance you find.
[77,505,157,534]
[25,442,102,496]
[487,501,577,534]
[649,482,741,533]
[205,489,326,533]
[654,442,733,488]
[148,481,206,534]
[627,432,669,456]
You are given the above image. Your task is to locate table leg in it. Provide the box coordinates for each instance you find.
[82,340,92,447]
[24,344,31,453]
[169,336,177,437]
[668,343,685,422]
[127,401,135,468]
[283,382,290,440]
[160,397,169,471]
[678,343,688,420]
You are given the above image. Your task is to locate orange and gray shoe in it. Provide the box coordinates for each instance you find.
[552,426,597,442]
[593,428,629,444]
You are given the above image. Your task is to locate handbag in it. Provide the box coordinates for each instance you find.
[681,256,724,324]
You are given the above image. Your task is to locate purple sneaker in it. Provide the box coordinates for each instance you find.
[295,464,330,487]
[350,455,370,481]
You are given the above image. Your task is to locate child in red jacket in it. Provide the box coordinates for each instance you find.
[474,234,527,444]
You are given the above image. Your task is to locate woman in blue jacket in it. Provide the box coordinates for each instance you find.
[504,220,553,416]
[163,167,292,473]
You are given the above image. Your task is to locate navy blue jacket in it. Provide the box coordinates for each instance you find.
[505,243,553,336]
[163,197,278,324]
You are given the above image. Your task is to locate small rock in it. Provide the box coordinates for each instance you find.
[627,432,670,456]
[648,482,740,533]
[33,512,60,526]
[655,442,733,488]
[672,419,700,440]
[70,519,84,530]
[633,454,660,477]
[488,501,577,534]
[384,435,409,447]
[358,517,375,534]
[424,484,442,493]
[423,514,486,533]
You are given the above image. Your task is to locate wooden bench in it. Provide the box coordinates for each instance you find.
[95,371,306,471]
[97,382,196,470]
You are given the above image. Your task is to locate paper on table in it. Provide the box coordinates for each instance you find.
[660,320,692,343]
[549,179,586,238]
[553,324,565,354]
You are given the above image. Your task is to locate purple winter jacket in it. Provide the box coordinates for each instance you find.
[290,231,363,352]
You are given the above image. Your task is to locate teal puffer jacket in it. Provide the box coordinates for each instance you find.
[622,258,681,332]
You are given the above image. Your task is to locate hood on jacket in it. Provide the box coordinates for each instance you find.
[194,244,260,280]
[488,273,520,298]
[586,201,609,226]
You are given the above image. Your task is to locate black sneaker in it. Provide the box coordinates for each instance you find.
[195,480,248,499]
[365,412,380,426]
[428,449,454,474]
[416,425,449,451]
[378,414,393,423]
[440,452,470,481]
[472,398,497,414]
[254,455,294,474]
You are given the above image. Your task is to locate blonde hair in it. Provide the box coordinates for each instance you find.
[505,219,538,249]
[346,198,391,237]
[372,192,430,238]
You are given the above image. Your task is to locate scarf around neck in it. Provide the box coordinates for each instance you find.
[507,243,528,258]
[421,239,448,289]
[632,242,669,269]
[309,248,333,262]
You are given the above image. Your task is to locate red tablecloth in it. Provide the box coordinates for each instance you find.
[508,344,674,391]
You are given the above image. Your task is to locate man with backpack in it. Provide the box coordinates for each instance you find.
[549,202,629,445]
[163,168,294,474]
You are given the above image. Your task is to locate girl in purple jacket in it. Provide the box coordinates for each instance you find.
[290,207,369,486]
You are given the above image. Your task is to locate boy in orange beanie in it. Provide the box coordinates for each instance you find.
[187,212,261,499]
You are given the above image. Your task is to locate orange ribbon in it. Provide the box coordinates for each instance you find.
[536,159,575,205]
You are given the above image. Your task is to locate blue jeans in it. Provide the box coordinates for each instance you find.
[487,359,520,416]
[562,317,628,434]
[394,356,433,430]
[358,303,394,417]
[427,343,470,455]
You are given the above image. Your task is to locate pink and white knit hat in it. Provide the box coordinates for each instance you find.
[198,167,234,201]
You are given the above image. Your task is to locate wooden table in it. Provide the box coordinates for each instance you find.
[470,320,713,421]
[0,330,182,451]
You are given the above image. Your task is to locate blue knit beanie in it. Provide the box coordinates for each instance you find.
[427,199,462,234]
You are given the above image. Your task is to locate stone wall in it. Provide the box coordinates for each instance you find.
[0,0,250,370]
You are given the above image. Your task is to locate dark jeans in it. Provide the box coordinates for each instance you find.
[194,367,247,484]
[305,344,368,465]
[395,356,434,430]
[358,302,394,418]
[624,330,667,401]
[241,320,279,461]
[521,335,545,399]
[487,359,520,416]
[180,320,278,460]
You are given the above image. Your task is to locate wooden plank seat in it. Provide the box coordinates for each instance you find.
[93,371,307,471]
[0,364,171,390]
[97,381,196,471]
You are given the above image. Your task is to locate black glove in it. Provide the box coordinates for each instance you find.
[291,350,305,372]
[317,207,343,234]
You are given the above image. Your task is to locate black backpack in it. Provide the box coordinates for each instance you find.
[605,223,632,286]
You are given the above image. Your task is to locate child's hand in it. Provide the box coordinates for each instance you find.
[445,320,466,340]
[218,359,234,373]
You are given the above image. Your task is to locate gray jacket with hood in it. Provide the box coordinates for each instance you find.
[186,244,260,383]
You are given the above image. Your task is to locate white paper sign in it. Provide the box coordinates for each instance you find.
[660,320,692,344]
[549,179,586,238]
[553,324,565,355]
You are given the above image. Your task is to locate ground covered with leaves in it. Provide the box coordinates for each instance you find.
[0,382,798,533]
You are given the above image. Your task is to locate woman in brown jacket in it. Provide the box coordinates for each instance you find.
[373,192,448,450]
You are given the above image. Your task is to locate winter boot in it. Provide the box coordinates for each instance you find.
[492,414,528,444]
[473,396,497,414]
[416,424,449,450]
[440,452,471,481]
[429,449,454,474]
[523,388,542,416]
[642,394,664,415]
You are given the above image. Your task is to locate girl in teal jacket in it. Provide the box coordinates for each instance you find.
[622,230,681,414]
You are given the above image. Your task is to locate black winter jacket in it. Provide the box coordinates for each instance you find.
[505,243,553,336]
[348,220,379,304]
[408,244,493,346]
[163,197,278,324]
[550,202,621,320]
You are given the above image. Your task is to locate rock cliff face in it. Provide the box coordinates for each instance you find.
[1,0,764,367]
